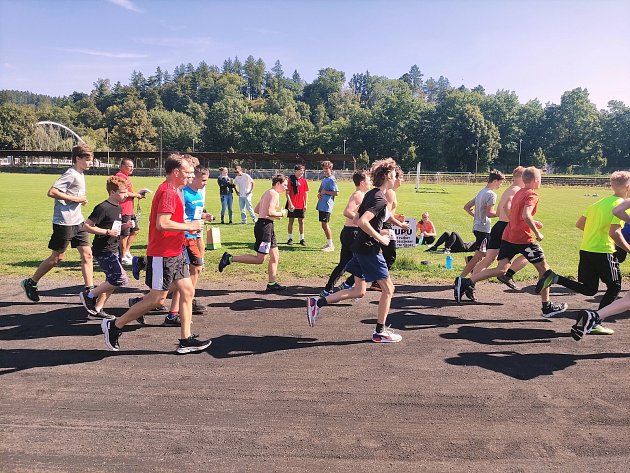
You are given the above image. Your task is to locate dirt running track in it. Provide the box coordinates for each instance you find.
[1,276,629,472]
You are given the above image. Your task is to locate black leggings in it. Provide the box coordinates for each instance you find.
[325,226,357,291]
[430,232,475,253]
[556,250,621,309]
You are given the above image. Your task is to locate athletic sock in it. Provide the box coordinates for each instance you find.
[300,233,304,240]
[287,233,293,240]
[375,323,384,333]
[317,297,328,308]
[505,269,516,278]
[327,239,333,247]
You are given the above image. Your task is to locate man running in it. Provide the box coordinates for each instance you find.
[286,164,309,246]
[115,158,146,265]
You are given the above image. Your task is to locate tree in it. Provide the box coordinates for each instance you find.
[107,97,157,151]
[601,100,630,168]
[150,109,201,151]
[0,103,36,149]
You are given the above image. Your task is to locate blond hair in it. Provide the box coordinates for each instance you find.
[522,167,541,184]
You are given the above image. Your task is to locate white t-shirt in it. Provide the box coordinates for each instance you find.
[234,173,254,197]
[473,187,497,233]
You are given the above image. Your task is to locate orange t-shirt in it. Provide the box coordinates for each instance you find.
[416,219,436,235]
[502,188,538,244]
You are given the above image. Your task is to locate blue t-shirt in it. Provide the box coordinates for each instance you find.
[183,186,205,239]
[316,175,338,213]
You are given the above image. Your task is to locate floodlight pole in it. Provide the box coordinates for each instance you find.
[518,138,522,166]
[475,135,480,182]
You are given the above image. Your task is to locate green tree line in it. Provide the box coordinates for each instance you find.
[1,57,629,172]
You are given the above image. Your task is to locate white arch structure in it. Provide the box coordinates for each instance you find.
[36,121,86,145]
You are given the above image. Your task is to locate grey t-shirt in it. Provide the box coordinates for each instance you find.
[51,167,86,226]
[472,187,496,233]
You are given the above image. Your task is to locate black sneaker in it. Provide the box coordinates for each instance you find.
[535,269,558,294]
[287,238,293,245]
[192,299,206,314]
[541,301,568,318]
[89,309,116,321]
[218,252,232,272]
[266,282,287,292]
[79,290,98,315]
[128,297,142,308]
[137,315,146,325]
[454,277,471,303]
[20,278,40,302]
[176,334,212,354]
[464,284,477,301]
[497,274,518,290]
[300,239,306,246]
[101,319,121,351]
[571,309,600,341]
[163,315,181,327]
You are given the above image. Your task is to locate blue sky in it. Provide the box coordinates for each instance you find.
[1,0,628,109]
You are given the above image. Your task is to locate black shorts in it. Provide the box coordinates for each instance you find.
[48,223,90,252]
[287,209,305,219]
[121,215,139,236]
[184,237,204,266]
[254,218,277,254]
[488,221,508,250]
[145,253,190,291]
[497,240,545,264]
[471,230,490,253]
[318,211,331,223]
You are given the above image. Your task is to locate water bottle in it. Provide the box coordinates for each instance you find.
[445,254,453,270]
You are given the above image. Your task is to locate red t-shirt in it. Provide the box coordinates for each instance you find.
[416,220,436,235]
[287,176,309,209]
[502,188,539,244]
[115,171,135,216]
[146,181,185,257]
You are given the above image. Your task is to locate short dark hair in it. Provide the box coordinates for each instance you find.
[194,165,209,177]
[272,173,287,186]
[71,144,93,163]
[488,169,505,183]
[352,170,368,186]
[294,164,304,171]
[165,153,191,174]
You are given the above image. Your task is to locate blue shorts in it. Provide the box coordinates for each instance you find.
[344,252,389,283]
[95,253,128,287]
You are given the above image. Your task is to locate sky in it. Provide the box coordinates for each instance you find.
[1,0,629,110]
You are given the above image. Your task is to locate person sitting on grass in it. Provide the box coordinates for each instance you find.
[416,212,437,245]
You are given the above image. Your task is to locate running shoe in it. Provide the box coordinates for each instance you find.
[497,274,518,290]
[20,278,40,302]
[131,256,146,281]
[218,252,232,272]
[300,239,306,246]
[79,290,98,315]
[372,326,402,343]
[101,319,122,351]
[192,299,206,314]
[541,301,568,318]
[88,309,116,321]
[464,285,477,302]
[163,315,182,327]
[176,335,212,354]
[368,282,382,292]
[287,238,293,245]
[571,309,600,341]
[535,269,558,294]
[319,289,332,297]
[337,282,353,291]
[266,282,287,292]
[321,244,335,252]
[306,297,320,327]
[453,277,471,303]
[589,324,614,335]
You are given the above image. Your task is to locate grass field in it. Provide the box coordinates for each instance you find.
[0,172,609,284]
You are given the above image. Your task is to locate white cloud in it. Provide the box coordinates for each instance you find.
[106,0,145,14]
[3,63,15,69]
[63,48,148,59]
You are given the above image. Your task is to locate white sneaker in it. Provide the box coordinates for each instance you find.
[306,297,320,327]
[372,327,402,343]
[121,255,133,266]
[321,244,335,252]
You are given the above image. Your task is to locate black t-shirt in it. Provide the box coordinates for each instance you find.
[217,175,234,195]
[88,200,122,256]
[351,188,388,255]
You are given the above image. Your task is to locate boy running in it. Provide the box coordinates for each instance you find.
[21,144,94,302]
[320,170,371,296]
[115,158,146,265]
[79,176,131,320]
[539,171,630,336]
[306,158,402,343]
[286,164,309,245]
[101,153,211,354]
[454,167,568,318]
[218,174,288,292]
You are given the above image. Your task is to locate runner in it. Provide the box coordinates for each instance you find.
[320,170,371,296]
[101,153,211,354]
[218,174,288,292]
[306,158,403,343]
[115,158,146,265]
[286,164,309,246]
[539,171,630,336]
[454,167,568,318]
[20,144,94,302]
[316,161,339,252]
[79,176,131,320]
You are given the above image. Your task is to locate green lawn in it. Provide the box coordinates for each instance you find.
[1,172,611,284]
